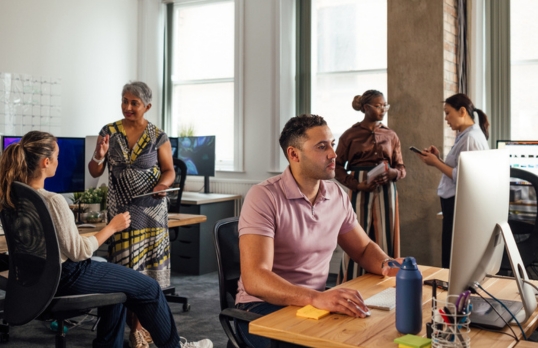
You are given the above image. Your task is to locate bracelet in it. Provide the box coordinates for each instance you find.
[92,152,105,165]
[381,258,394,270]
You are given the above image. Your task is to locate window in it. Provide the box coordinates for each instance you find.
[511,0,538,140]
[310,0,387,141]
[168,0,242,171]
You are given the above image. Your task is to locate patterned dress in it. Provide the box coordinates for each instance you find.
[334,122,406,283]
[100,120,171,287]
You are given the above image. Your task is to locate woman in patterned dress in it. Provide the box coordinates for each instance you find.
[334,90,406,283]
[88,81,175,348]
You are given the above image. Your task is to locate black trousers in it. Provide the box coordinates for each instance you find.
[440,196,455,269]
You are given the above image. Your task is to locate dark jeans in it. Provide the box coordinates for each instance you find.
[440,196,455,268]
[235,302,284,348]
[57,259,180,348]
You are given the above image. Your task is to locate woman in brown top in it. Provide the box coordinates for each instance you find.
[335,90,406,283]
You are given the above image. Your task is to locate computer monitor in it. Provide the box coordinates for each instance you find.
[2,136,86,194]
[497,140,538,177]
[175,136,216,194]
[448,149,536,324]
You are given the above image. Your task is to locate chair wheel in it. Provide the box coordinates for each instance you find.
[183,303,191,312]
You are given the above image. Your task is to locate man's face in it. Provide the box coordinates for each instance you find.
[295,125,337,180]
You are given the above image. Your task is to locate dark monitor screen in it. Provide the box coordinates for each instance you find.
[2,136,86,193]
[175,136,216,177]
[496,140,538,177]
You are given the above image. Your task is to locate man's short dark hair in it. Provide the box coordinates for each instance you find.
[279,114,327,160]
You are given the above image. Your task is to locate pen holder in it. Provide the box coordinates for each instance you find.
[431,296,471,348]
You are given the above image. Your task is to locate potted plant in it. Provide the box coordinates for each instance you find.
[74,186,106,214]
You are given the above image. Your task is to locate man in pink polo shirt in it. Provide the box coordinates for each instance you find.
[235,114,401,347]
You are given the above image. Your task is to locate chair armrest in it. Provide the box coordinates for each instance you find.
[219,308,262,348]
[220,307,262,322]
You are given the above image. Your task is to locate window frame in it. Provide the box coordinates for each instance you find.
[163,0,244,172]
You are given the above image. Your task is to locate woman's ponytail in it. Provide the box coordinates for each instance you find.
[474,108,490,140]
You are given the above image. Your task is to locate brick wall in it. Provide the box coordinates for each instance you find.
[443,0,458,157]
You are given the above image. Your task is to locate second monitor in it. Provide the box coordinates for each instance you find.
[170,136,216,194]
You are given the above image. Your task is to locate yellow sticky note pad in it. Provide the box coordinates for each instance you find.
[296,305,330,320]
[393,334,431,348]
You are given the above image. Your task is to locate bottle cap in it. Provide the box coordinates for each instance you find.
[400,256,418,270]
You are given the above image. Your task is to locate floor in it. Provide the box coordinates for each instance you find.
[0,272,229,348]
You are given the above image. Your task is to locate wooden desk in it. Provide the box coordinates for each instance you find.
[249,266,538,348]
[0,213,207,253]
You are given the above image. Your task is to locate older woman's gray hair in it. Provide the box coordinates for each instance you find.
[122,81,152,106]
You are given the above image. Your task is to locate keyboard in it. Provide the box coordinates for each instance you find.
[364,287,396,311]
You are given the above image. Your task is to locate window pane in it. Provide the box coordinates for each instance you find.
[170,1,236,171]
[312,0,387,140]
[172,83,234,170]
[511,63,538,140]
[173,2,234,80]
[511,0,538,62]
[511,1,538,140]
[312,71,387,141]
[314,0,387,73]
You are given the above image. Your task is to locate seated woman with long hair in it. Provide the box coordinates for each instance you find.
[0,131,212,348]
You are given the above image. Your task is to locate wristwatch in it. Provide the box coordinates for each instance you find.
[92,152,105,165]
[381,258,394,270]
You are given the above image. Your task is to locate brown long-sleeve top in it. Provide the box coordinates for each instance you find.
[335,122,406,191]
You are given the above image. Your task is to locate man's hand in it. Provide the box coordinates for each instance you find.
[381,257,405,276]
[311,288,370,318]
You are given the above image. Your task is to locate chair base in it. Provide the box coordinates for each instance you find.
[0,321,9,343]
[162,286,190,312]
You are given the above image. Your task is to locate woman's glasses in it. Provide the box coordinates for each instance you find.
[367,104,390,112]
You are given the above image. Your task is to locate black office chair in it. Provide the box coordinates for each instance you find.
[163,158,191,312]
[0,181,126,347]
[168,158,187,216]
[498,168,538,279]
[213,217,262,348]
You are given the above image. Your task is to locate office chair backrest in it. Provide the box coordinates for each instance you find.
[169,158,187,214]
[0,181,62,325]
[213,217,241,311]
[500,168,538,271]
[509,168,538,227]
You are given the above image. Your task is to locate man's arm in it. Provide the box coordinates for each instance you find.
[240,233,370,318]
[338,224,401,277]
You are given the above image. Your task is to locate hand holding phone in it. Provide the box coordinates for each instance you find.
[409,146,425,156]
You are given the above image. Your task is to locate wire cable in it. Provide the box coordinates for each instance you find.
[469,288,518,341]
[473,282,526,341]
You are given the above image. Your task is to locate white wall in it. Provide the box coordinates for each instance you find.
[0,0,139,137]
[0,0,282,185]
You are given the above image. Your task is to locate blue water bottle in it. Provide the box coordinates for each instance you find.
[395,256,423,335]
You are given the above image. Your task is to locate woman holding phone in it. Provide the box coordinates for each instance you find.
[416,93,489,268]
[335,90,406,283]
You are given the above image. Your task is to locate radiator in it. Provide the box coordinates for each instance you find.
[184,178,259,216]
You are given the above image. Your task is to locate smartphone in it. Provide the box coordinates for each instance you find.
[409,146,425,155]
[423,279,449,290]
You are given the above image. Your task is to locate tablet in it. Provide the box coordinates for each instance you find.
[132,187,180,199]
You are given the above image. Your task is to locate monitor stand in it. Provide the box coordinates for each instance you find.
[204,175,210,194]
[497,221,537,324]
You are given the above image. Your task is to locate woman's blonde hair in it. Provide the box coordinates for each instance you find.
[0,131,56,210]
